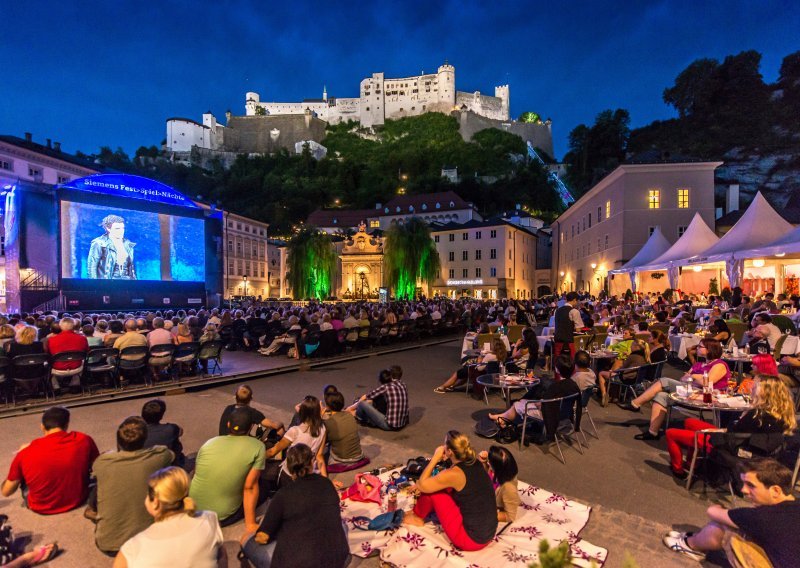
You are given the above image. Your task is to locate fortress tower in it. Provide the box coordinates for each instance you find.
[245,92,260,116]
[494,85,510,120]
[437,63,456,107]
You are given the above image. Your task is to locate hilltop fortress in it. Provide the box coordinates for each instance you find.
[245,63,510,126]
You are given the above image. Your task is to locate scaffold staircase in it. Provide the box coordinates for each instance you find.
[526,141,575,207]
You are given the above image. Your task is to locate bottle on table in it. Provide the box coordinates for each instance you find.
[702,370,712,404]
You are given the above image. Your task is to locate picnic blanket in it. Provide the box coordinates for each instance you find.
[342,469,607,567]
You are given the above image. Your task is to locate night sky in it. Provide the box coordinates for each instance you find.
[2,0,797,159]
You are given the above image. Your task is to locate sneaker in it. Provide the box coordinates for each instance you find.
[662,532,705,561]
[671,467,689,480]
[634,431,661,441]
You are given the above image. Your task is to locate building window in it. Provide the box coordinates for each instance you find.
[434,235,439,242]
[588,215,591,228]
[0,160,12,171]
[508,268,512,277]
[236,242,242,255]
[369,220,380,228]
[490,248,497,259]
[57,174,69,184]
[648,226,659,236]
[490,267,497,277]
[462,250,468,261]
[606,200,611,219]
[237,223,242,230]
[449,233,455,242]
[448,269,455,278]
[678,225,688,238]
[28,166,42,178]
[508,250,512,260]
[475,249,482,260]
[462,268,469,277]
[237,260,243,275]
[476,267,481,278]
[490,230,497,238]
[648,189,661,209]
[227,240,233,252]
[462,233,468,240]
[475,231,481,239]
[597,206,602,222]
[677,188,690,208]
[448,251,455,261]
[228,260,234,275]
[605,234,609,249]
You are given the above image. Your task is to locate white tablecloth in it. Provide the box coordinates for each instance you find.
[537,335,553,352]
[461,333,510,358]
[694,308,712,320]
[604,334,623,347]
[669,334,701,360]
[782,335,799,355]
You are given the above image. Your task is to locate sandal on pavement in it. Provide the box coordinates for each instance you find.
[662,532,705,561]
[433,387,452,394]
[634,431,661,441]
[30,542,59,565]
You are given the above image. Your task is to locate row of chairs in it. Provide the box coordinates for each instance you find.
[0,341,224,406]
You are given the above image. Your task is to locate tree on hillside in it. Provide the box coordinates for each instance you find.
[563,109,630,195]
[663,58,720,119]
[384,217,440,300]
[285,227,337,300]
[776,50,800,127]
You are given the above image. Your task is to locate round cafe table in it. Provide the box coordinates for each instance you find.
[589,350,617,373]
[667,391,751,427]
[722,354,752,380]
[476,373,539,408]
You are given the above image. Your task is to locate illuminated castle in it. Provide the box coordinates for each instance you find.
[244,62,510,127]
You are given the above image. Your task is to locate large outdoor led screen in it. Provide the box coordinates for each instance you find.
[60,201,205,282]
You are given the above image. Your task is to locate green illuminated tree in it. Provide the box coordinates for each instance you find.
[285,227,337,300]
[384,217,440,300]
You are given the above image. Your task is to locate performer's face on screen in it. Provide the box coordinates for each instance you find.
[108,222,125,239]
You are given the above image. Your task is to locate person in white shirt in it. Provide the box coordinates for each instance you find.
[147,318,174,348]
[114,466,224,568]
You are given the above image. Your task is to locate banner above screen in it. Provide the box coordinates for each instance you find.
[59,174,198,209]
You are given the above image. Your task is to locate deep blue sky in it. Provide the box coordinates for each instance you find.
[2,0,798,160]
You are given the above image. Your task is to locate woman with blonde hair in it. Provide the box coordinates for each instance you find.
[0,324,16,349]
[113,466,224,568]
[174,323,193,345]
[403,431,497,551]
[664,375,796,479]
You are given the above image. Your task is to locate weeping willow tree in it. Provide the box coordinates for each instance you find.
[285,227,337,300]
[384,217,441,300]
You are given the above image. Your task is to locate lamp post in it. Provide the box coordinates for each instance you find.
[243,275,248,299]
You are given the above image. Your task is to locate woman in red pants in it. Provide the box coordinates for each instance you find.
[403,431,497,551]
[665,375,796,479]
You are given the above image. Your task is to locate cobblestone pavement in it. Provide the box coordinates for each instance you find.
[0,340,729,567]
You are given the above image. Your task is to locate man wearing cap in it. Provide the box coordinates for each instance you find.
[190,407,266,532]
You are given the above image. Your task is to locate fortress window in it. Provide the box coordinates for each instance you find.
[366,107,370,111]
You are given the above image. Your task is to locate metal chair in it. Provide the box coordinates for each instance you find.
[83,347,119,392]
[198,340,224,375]
[118,345,149,384]
[148,344,176,384]
[0,355,11,405]
[519,392,583,464]
[11,354,51,404]
[172,342,200,378]
[49,351,87,392]
[773,334,789,364]
[579,386,599,440]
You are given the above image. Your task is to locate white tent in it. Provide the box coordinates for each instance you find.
[610,226,672,273]
[699,192,793,263]
[734,224,800,259]
[636,212,719,271]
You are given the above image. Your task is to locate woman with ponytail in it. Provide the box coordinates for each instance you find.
[113,466,225,568]
[403,431,497,551]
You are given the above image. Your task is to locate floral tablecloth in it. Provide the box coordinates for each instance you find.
[341,470,607,567]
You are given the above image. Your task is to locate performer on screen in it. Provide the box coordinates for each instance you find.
[87,214,137,279]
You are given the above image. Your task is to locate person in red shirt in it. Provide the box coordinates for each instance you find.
[2,406,99,514]
[46,318,89,392]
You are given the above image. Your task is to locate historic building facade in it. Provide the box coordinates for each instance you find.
[337,223,384,300]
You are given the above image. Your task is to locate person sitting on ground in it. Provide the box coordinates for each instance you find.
[571,350,597,392]
[142,399,185,467]
[265,396,328,484]
[403,431,497,551]
[598,338,648,407]
[113,466,225,568]
[89,416,174,555]
[435,337,507,393]
[664,375,795,480]
[240,444,350,568]
[688,318,731,364]
[218,384,284,439]
[488,354,581,438]
[478,446,520,522]
[322,390,364,464]
[348,366,409,431]
[190,408,266,533]
[663,458,799,567]
[619,338,731,440]
[2,406,99,515]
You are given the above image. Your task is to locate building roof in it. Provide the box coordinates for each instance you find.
[165,117,209,128]
[306,208,375,228]
[383,190,472,212]
[430,217,540,237]
[715,206,800,228]
[0,134,101,172]
[624,149,707,164]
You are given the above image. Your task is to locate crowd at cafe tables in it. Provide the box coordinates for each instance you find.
[1,288,800,567]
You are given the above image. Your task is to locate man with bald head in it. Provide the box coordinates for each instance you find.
[113,318,148,358]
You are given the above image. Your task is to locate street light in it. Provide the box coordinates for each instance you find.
[243,275,248,298]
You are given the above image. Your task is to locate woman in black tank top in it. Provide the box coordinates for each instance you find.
[403,431,498,550]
